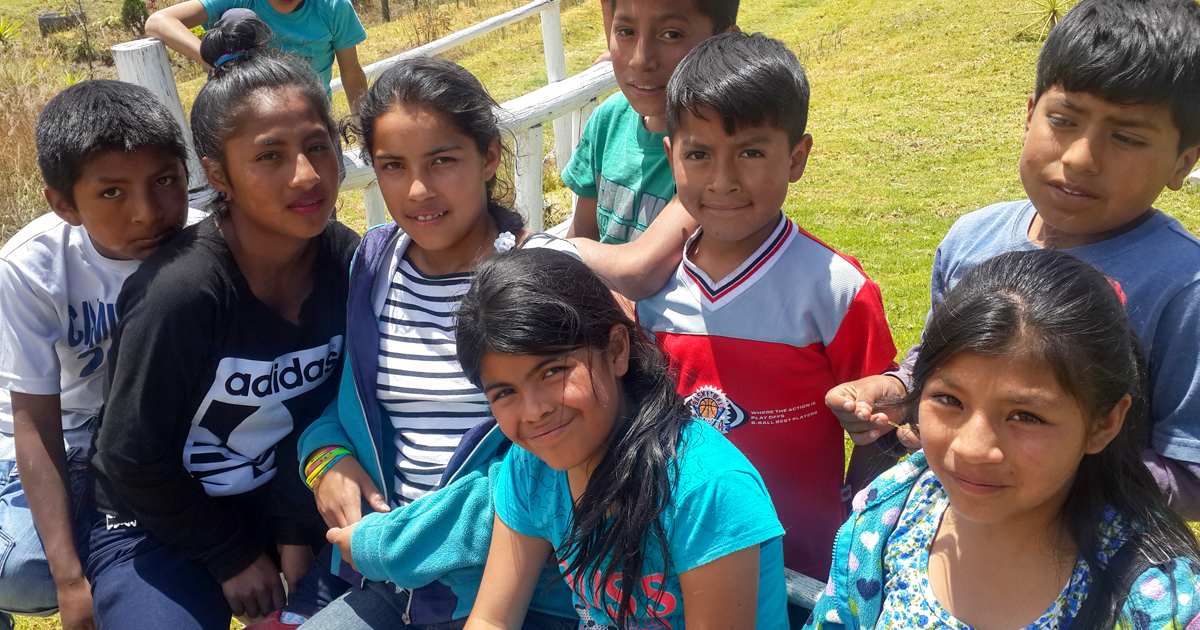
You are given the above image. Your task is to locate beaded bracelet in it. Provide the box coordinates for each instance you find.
[305,446,352,488]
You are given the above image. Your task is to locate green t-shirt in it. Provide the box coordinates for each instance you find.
[561,93,675,244]
[201,0,367,97]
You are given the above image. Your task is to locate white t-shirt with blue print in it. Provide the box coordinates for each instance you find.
[494,420,789,629]
[930,201,1200,464]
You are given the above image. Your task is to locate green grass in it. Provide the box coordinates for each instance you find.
[7,0,1200,626]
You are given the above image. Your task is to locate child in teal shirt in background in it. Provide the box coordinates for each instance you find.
[146,0,369,109]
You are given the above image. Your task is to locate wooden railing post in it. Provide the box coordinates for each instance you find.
[514,125,545,231]
[112,38,207,189]
[540,1,571,174]
[363,183,389,228]
[1189,168,1199,187]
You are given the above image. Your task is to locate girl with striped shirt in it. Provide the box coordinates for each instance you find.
[295,57,578,630]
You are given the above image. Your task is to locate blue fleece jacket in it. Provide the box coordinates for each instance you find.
[804,452,1200,630]
[297,223,575,623]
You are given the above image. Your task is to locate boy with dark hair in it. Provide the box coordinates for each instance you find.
[0,80,200,629]
[638,32,898,598]
[829,0,1200,515]
[564,0,739,244]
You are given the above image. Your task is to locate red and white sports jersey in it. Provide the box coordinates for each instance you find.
[637,215,896,580]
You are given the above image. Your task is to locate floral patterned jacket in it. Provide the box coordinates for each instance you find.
[804,452,1200,630]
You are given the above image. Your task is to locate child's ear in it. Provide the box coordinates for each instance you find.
[202,157,231,200]
[1166,143,1200,191]
[721,23,741,34]
[664,135,677,179]
[788,134,814,183]
[45,187,82,227]
[606,324,631,379]
[483,139,502,183]
[1084,394,1130,455]
[1023,93,1037,143]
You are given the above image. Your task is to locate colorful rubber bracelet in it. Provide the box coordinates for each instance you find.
[304,446,343,474]
[304,449,340,477]
[305,447,352,488]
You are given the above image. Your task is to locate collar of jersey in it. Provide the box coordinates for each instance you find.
[681,214,793,309]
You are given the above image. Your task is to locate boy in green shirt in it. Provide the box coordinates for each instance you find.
[564,0,739,244]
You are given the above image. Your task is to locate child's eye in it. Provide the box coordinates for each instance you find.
[615,26,635,37]
[930,393,962,408]
[1046,115,1072,128]
[156,176,176,186]
[309,142,328,153]
[1113,133,1147,148]
[662,29,684,40]
[257,152,280,161]
[380,161,404,171]
[100,188,122,199]
[1010,411,1046,425]
[432,156,456,166]
[543,365,567,379]
[490,387,516,403]
[741,149,765,158]
[685,151,709,160]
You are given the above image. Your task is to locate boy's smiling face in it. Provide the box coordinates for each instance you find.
[1019,86,1200,248]
[666,108,811,246]
[608,0,722,133]
[46,146,189,261]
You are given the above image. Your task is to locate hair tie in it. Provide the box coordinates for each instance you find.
[214,51,248,67]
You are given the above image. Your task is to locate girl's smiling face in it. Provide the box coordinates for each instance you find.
[371,104,501,253]
[918,349,1127,527]
[481,326,631,478]
[206,86,339,239]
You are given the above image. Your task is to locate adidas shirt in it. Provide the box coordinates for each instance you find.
[637,215,897,580]
[90,217,359,581]
[375,232,580,507]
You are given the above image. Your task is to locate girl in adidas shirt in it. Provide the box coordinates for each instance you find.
[297,57,580,629]
[86,16,358,629]
[806,250,1200,630]
[457,248,788,629]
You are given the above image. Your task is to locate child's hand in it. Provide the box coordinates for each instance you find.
[825,375,908,444]
[277,543,314,595]
[220,553,286,619]
[326,523,358,573]
[56,575,95,630]
[311,455,390,528]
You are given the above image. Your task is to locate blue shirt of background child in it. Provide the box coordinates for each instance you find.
[494,420,789,629]
[200,0,367,96]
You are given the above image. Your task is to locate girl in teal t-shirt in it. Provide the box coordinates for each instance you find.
[455,248,788,629]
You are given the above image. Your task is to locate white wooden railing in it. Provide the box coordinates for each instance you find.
[112,0,616,230]
[1190,168,1199,187]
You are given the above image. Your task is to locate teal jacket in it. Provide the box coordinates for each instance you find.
[804,452,1200,629]
[297,223,574,623]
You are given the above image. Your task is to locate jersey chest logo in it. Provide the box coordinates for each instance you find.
[685,386,748,434]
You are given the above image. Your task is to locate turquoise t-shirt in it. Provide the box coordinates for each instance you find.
[494,420,788,629]
[200,0,367,96]
[560,93,675,245]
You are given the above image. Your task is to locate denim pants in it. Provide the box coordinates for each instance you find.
[0,450,91,617]
[85,517,350,630]
[301,579,579,630]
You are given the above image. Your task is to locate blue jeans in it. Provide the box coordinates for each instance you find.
[300,580,579,630]
[0,451,91,617]
[86,517,350,630]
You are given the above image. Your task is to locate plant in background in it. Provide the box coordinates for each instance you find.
[1020,0,1077,40]
[0,18,23,49]
[121,0,150,36]
[61,70,84,86]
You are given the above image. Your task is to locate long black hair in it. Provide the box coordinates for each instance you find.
[456,248,689,624]
[190,15,342,214]
[356,56,523,234]
[897,249,1200,625]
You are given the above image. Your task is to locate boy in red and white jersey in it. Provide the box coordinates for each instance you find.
[637,33,897,590]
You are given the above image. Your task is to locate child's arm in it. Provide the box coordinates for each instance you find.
[679,545,761,630]
[11,392,93,630]
[566,197,600,240]
[335,46,369,114]
[464,514,553,630]
[144,0,212,70]
[571,197,697,300]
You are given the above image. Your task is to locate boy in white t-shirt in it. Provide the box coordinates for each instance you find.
[0,80,198,629]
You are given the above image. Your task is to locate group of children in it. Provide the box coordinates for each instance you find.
[1,0,1199,628]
